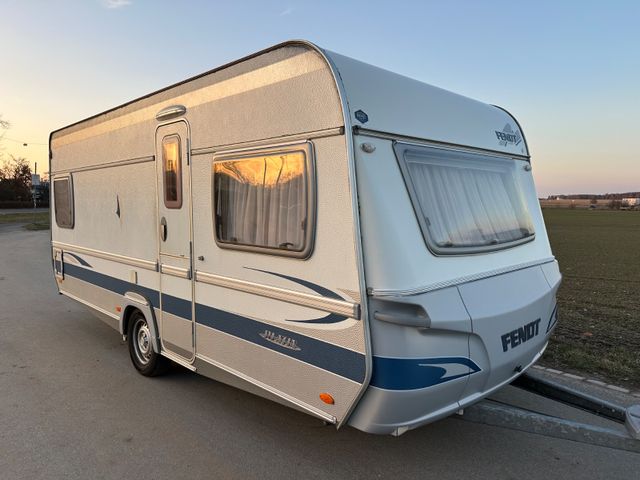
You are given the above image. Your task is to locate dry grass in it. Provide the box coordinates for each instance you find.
[0,211,50,231]
[24,221,50,231]
[0,211,49,224]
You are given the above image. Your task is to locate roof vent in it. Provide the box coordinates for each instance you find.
[156,105,187,121]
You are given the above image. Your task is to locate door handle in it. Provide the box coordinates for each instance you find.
[160,217,167,241]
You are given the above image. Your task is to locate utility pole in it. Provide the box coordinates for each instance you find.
[32,162,39,210]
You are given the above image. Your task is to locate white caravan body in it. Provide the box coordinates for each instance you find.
[50,41,561,435]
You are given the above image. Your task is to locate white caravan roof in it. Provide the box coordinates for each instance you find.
[324,48,529,157]
[51,40,529,159]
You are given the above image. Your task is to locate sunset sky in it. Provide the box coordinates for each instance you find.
[1,0,638,196]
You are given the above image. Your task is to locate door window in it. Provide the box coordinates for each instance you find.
[162,135,182,209]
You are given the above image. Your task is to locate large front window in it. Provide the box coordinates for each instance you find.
[394,143,535,254]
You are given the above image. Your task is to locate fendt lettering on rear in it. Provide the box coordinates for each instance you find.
[501,319,541,352]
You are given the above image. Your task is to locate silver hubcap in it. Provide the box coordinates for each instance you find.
[134,319,152,365]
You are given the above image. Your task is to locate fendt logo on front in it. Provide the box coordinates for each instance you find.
[495,124,522,147]
[501,319,541,352]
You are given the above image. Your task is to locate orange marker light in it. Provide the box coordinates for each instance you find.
[319,393,335,405]
[115,306,122,313]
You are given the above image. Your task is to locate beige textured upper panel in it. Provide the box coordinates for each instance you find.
[52,162,159,260]
[51,45,344,171]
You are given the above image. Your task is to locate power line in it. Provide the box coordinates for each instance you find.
[0,136,47,146]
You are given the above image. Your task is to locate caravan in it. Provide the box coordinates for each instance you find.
[50,41,561,435]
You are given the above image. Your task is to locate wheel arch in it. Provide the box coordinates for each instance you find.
[119,292,161,354]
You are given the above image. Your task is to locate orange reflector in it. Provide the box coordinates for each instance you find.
[319,393,334,405]
[115,306,122,313]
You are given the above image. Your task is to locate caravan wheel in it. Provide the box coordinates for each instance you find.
[127,311,168,377]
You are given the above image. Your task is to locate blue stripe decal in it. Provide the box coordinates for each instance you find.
[245,267,344,300]
[546,304,558,333]
[162,294,192,320]
[63,263,480,390]
[64,263,159,306]
[244,267,350,324]
[62,262,364,382]
[64,252,93,268]
[64,263,191,319]
[286,312,348,324]
[195,304,365,383]
[370,356,481,390]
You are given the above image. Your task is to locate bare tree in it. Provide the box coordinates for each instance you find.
[0,114,9,140]
[0,155,32,201]
[0,115,10,162]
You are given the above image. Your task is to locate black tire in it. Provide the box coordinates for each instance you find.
[127,310,168,377]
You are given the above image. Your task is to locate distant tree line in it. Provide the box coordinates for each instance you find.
[0,156,36,206]
[547,192,640,200]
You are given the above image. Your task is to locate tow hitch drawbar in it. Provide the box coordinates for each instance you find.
[457,372,640,453]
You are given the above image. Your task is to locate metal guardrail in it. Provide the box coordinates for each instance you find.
[456,373,640,454]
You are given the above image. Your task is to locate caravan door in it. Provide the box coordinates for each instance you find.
[155,121,195,362]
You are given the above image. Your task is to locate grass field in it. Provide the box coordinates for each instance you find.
[541,209,640,389]
[0,211,50,230]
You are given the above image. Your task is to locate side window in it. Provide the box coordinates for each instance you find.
[212,142,315,258]
[54,176,74,228]
[163,135,182,208]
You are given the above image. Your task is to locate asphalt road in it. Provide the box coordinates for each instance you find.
[1,227,638,479]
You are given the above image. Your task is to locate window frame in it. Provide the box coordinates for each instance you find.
[53,174,74,229]
[393,141,535,256]
[162,134,183,209]
[211,141,316,259]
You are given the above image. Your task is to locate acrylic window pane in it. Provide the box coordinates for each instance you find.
[214,150,308,252]
[54,177,73,228]
[400,145,534,253]
[163,136,182,208]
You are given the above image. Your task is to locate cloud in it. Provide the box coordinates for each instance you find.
[279,7,293,16]
[102,0,132,9]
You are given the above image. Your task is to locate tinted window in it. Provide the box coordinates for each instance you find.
[163,135,182,208]
[54,177,74,228]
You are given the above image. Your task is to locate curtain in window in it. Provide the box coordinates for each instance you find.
[214,152,307,251]
[405,150,533,249]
